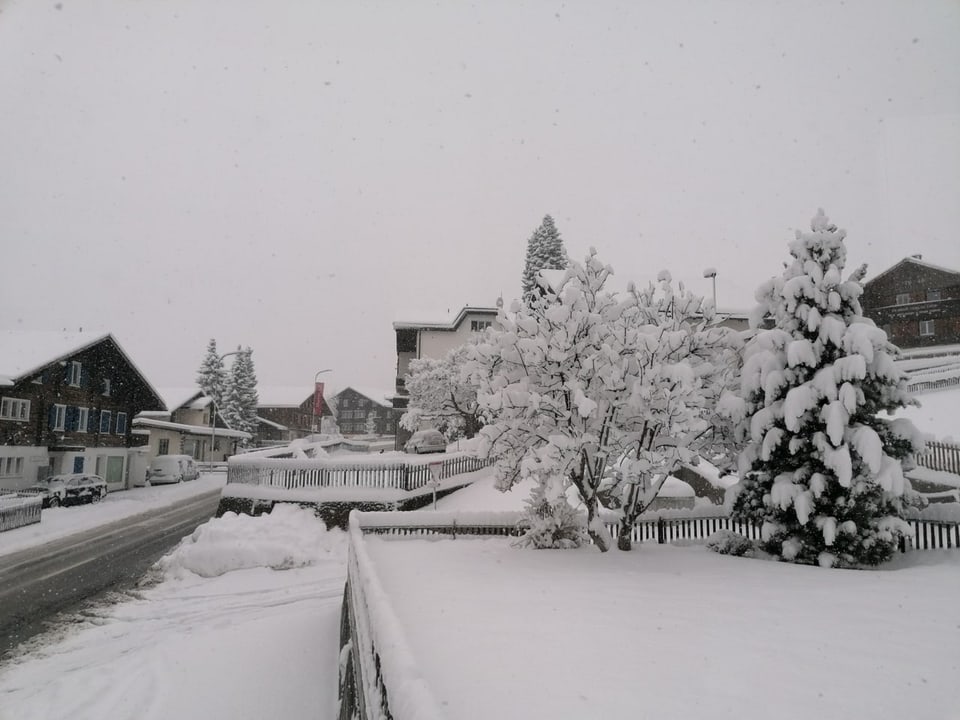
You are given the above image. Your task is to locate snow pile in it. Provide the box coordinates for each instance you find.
[159,504,344,579]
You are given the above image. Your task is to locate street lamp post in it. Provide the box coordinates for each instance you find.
[312,369,332,435]
[703,268,717,309]
[209,350,243,462]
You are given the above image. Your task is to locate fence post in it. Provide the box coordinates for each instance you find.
[657,517,665,544]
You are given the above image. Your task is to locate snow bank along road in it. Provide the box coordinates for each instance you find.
[0,487,221,660]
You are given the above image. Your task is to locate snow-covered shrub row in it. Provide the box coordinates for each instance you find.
[721,210,925,567]
[706,530,755,556]
[158,504,344,579]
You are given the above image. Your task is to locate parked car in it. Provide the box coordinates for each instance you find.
[146,455,199,485]
[23,473,108,508]
[404,429,446,454]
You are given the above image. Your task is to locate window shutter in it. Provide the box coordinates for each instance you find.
[48,404,57,428]
[80,365,88,388]
[66,406,77,431]
[64,364,70,383]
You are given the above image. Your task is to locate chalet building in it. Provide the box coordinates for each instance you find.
[0,331,164,491]
[132,388,251,469]
[256,386,333,444]
[333,387,400,436]
[861,256,960,349]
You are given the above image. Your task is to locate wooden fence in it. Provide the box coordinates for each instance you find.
[908,375,960,393]
[915,440,960,475]
[228,453,489,493]
[0,494,42,533]
[357,512,960,553]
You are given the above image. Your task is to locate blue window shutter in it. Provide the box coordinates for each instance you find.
[48,404,56,428]
[88,410,96,432]
[63,364,70,383]
[80,365,88,388]
[66,406,77,431]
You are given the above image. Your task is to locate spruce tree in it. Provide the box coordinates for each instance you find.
[521,214,568,298]
[725,210,922,567]
[196,339,226,409]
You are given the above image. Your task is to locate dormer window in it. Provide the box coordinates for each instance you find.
[68,361,82,387]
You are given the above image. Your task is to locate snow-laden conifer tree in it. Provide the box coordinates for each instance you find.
[722,210,923,567]
[365,411,377,436]
[469,249,740,551]
[221,347,259,444]
[521,214,568,298]
[196,339,226,409]
[401,340,484,439]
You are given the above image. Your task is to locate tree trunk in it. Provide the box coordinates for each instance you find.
[617,519,633,551]
[585,499,611,552]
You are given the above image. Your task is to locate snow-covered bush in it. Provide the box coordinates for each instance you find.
[706,529,755,557]
[514,478,587,549]
[722,210,924,567]
[401,340,484,439]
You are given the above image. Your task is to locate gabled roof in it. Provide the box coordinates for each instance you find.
[333,386,395,409]
[131,416,251,439]
[0,331,164,407]
[866,256,960,287]
[393,304,500,331]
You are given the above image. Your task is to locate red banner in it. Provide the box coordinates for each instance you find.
[313,382,325,416]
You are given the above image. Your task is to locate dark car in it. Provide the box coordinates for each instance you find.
[23,473,108,508]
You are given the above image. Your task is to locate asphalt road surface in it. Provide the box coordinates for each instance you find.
[0,488,221,661]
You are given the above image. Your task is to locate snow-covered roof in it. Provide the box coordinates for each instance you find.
[257,386,315,408]
[156,387,207,412]
[393,305,500,331]
[257,416,288,431]
[131,416,251,439]
[334,386,395,408]
[0,331,164,407]
[866,256,960,287]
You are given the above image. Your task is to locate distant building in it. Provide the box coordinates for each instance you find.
[256,386,333,444]
[861,256,960,348]
[0,331,164,490]
[332,387,400,436]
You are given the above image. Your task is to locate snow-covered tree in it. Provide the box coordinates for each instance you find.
[722,210,923,567]
[222,347,259,444]
[401,341,484,439]
[196,339,227,409]
[365,411,377,436]
[521,214,568,298]
[469,249,741,551]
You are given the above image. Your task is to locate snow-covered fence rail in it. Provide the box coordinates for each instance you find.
[339,514,444,720]
[227,452,489,492]
[354,510,958,553]
[907,375,960,393]
[915,440,960,475]
[0,493,42,533]
[903,518,960,551]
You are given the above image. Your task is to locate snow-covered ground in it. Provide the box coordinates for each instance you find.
[885,387,960,442]
[366,536,960,720]
[0,505,346,720]
[1,387,958,720]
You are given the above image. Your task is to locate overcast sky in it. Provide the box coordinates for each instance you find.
[1,0,958,396]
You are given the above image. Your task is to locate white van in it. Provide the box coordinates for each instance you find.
[146,455,199,485]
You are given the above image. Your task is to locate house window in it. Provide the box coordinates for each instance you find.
[0,457,24,477]
[100,410,112,433]
[68,361,82,386]
[77,407,89,433]
[158,438,170,455]
[103,378,112,396]
[471,320,492,331]
[116,412,127,435]
[927,289,941,302]
[52,404,67,431]
[895,293,911,305]
[919,320,935,337]
[0,397,30,421]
